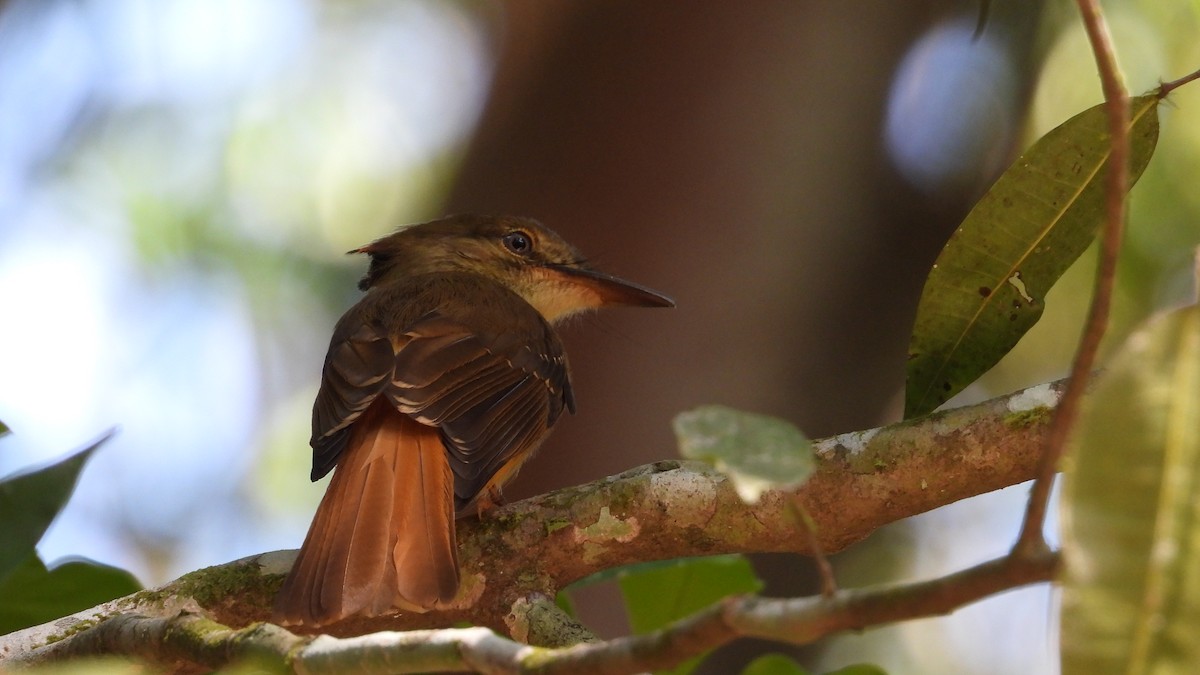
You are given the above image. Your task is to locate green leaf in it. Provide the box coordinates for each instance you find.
[565,556,696,589]
[905,94,1161,418]
[619,555,763,675]
[554,588,576,618]
[741,653,810,675]
[0,419,9,437]
[823,665,888,675]
[0,554,141,634]
[619,555,763,633]
[0,432,112,584]
[674,406,814,503]
[1061,304,1200,673]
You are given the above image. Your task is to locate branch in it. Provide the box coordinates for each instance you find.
[1015,0,1129,556]
[529,549,1059,675]
[4,613,304,672]
[5,551,1060,674]
[0,379,1064,668]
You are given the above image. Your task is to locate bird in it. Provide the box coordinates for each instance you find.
[272,213,674,626]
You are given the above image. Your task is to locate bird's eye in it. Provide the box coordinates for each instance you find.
[502,230,533,255]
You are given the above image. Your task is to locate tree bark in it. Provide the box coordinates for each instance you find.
[0,379,1059,669]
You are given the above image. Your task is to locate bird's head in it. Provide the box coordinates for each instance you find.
[351,214,674,323]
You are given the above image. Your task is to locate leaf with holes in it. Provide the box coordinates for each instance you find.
[905,94,1160,418]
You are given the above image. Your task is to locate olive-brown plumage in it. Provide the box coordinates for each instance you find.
[273,214,673,626]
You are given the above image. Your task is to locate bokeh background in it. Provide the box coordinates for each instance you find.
[1,1,1198,672]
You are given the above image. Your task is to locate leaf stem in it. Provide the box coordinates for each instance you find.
[1014,0,1130,557]
[1158,65,1200,98]
[789,496,838,597]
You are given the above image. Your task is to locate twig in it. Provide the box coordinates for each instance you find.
[972,0,991,41]
[7,613,305,671]
[310,548,1063,675]
[789,496,838,597]
[1014,0,1130,557]
[1158,65,1200,98]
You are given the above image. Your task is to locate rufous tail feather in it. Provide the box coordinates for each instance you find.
[273,403,459,626]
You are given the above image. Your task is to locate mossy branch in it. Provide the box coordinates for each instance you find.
[0,379,1062,671]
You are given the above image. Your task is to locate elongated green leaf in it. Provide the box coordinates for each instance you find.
[619,555,762,675]
[0,432,112,583]
[905,95,1161,418]
[674,406,814,504]
[1061,305,1200,673]
[0,554,141,634]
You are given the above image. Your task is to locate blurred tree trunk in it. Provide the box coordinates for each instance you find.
[444,0,1041,668]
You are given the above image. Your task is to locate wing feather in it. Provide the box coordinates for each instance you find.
[384,312,571,511]
[308,280,572,515]
[309,322,396,480]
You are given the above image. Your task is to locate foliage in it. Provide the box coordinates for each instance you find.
[905,95,1161,418]
[1,10,1200,675]
[0,433,143,635]
[1061,304,1200,673]
[675,406,815,503]
[0,436,109,582]
[618,555,763,675]
[0,556,140,636]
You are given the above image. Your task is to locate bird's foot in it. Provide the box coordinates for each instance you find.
[474,486,506,519]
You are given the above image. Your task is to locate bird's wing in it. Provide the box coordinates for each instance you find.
[384,313,572,511]
[309,321,396,481]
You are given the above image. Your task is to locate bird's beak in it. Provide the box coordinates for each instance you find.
[543,264,675,309]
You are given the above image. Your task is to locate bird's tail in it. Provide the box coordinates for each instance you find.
[272,403,459,626]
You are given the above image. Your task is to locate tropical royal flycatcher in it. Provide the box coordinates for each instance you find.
[272,214,673,625]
